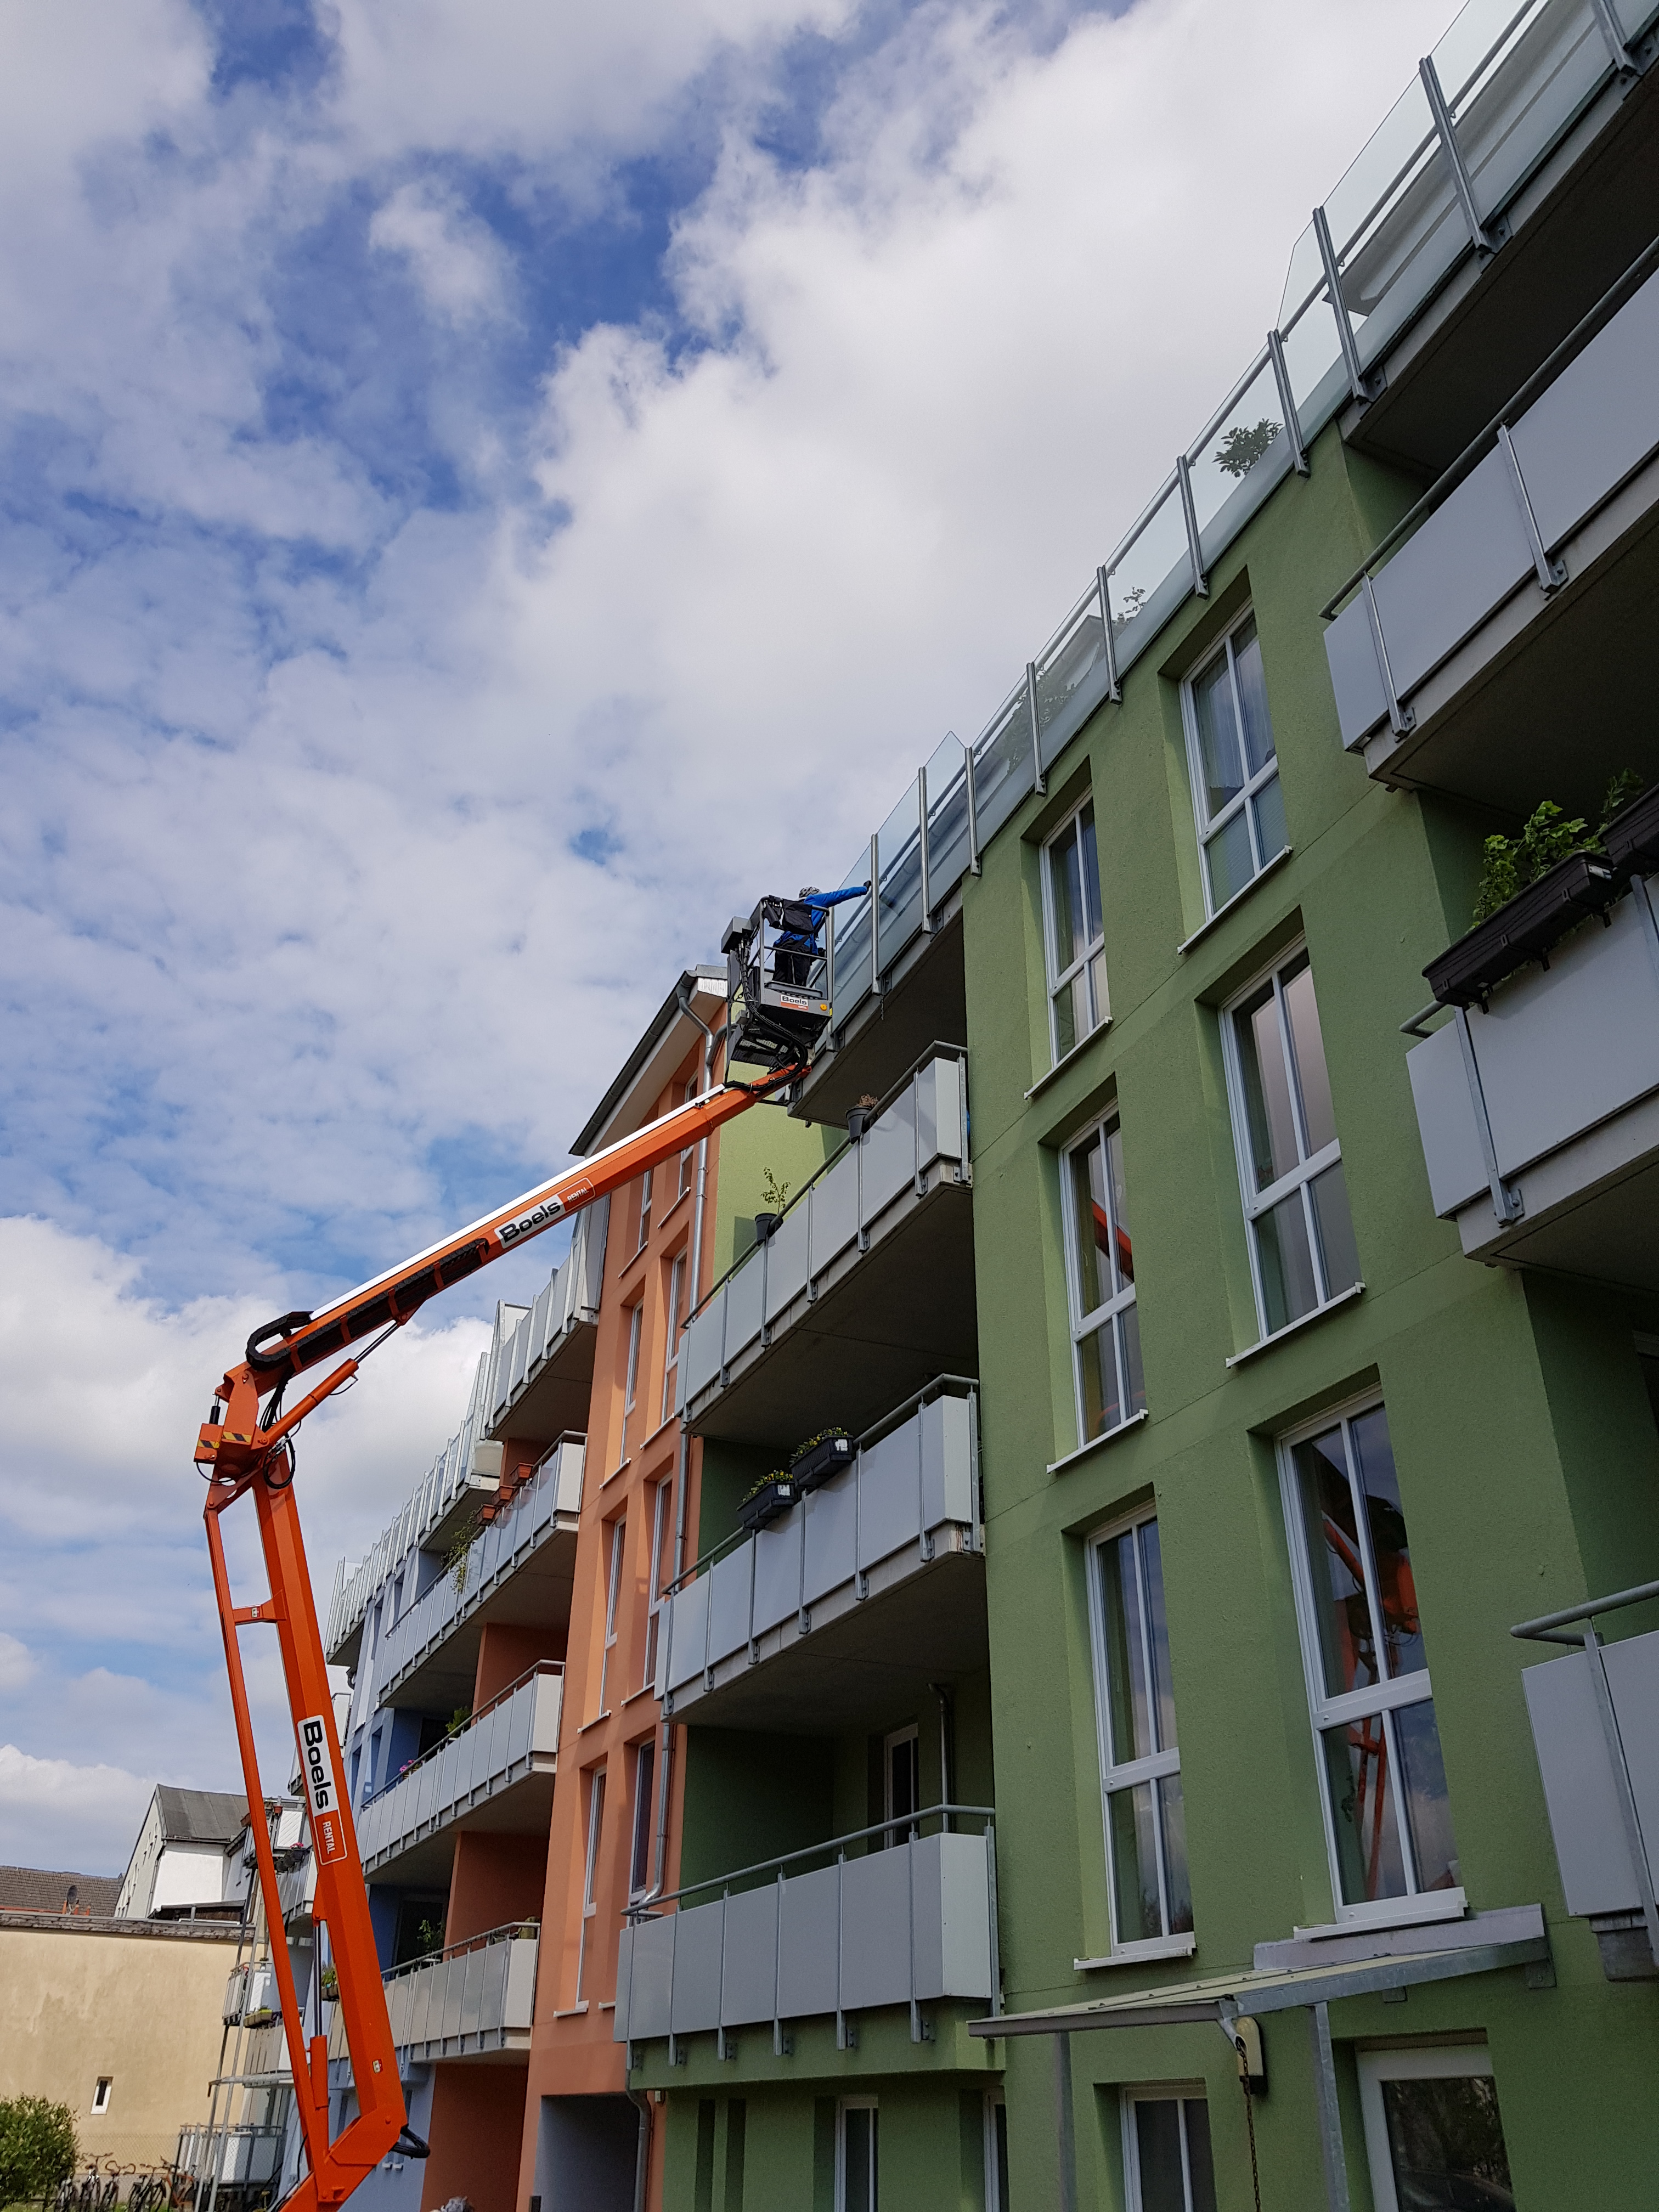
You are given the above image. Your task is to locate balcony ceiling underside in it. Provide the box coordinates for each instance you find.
[1349,64,1659,474]
[1370,489,1659,818]
[491,1327,596,1447]
[362,1767,555,1891]
[797,911,966,1130]
[1465,1097,1659,1289]
[673,1547,986,1735]
[687,1183,978,1447]
[381,1533,577,1714]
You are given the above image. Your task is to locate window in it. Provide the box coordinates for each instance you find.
[575,1765,607,2000]
[598,1515,627,1713]
[883,1724,919,1846]
[1042,798,1108,1060]
[618,1302,644,1467]
[1122,2090,1216,2212]
[636,1167,653,1254]
[368,1727,383,1796]
[1182,610,1285,916]
[628,1739,657,1899]
[91,2078,112,2115]
[984,2092,1010,2212]
[1223,946,1360,1340]
[1357,2048,1513,2212]
[642,1477,674,1692]
[836,2100,878,2212]
[678,1080,698,1198]
[1062,1116,1144,1444]
[1281,1398,1460,1918]
[661,1252,686,1426]
[1087,1513,1190,1950]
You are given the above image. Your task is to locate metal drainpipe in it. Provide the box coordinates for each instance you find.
[626,2086,653,2212]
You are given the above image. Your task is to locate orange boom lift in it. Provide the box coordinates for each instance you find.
[193,890,858,2209]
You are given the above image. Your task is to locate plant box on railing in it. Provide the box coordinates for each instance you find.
[1602,785,1659,884]
[789,1431,851,1493]
[1424,853,1620,1011]
[738,1479,795,1532]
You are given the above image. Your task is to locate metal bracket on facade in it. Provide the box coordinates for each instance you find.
[1587,0,1642,74]
[1496,424,1567,591]
[1095,567,1122,701]
[1266,329,1310,474]
[917,764,933,932]
[1313,203,1384,406]
[1361,572,1415,738]
[1419,57,1505,256]
[668,2032,685,2066]
[1026,661,1046,795]
[1453,1006,1525,1224]
[1175,454,1209,598]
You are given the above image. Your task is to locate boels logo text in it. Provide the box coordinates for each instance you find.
[297,1714,348,1865]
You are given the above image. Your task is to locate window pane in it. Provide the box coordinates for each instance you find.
[1381,2074,1514,2210]
[1282,955,1338,1156]
[1310,1164,1361,1301]
[1105,1125,1132,1290]
[1070,1133,1110,1316]
[1205,809,1255,910]
[842,2107,877,2212]
[1054,970,1088,1059]
[1099,1531,1152,1763]
[1192,649,1245,819]
[1254,1189,1319,1333]
[1236,986,1300,1191]
[1089,947,1109,1029]
[1110,1781,1163,1939]
[1079,801,1103,944]
[1395,1699,1459,1892]
[1232,618,1274,778]
[1350,1404,1427,1679]
[1080,1319,1124,1440]
[1138,1519,1175,1753]
[990,2103,1010,2212]
[1158,1774,1193,1935]
[1322,1715,1408,1904]
[1295,1426,1378,1699]
[1251,770,1287,861]
[1182,2101,1218,2212]
[1132,2101,1187,2212]
[1120,1302,1147,1420]
[1049,816,1086,973]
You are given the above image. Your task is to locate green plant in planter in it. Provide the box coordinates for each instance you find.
[444,1705,471,1739]
[1471,775,1644,923]
[792,1426,850,1457]
[445,1517,482,1595]
[760,1167,792,1212]
[318,1965,339,2000]
[740,1472,791,1506]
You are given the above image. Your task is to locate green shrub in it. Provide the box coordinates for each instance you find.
[1471,775,1643,924]
[0,2096,78,2203]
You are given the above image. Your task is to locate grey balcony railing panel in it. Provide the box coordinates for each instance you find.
[752,1518,800,1639]
[804,1470,859,1607]
[720,1884,780,2023]
[764,1203,810,1321]
[1328,263,1659,754]
[355,1664,562,1872]
[670,1901,726,2035]
[489,1199,609,1432]
[329,1925,538,2064]
[1523,1628,1659,1917]
[775,1863,840,2020]
[810,1145,859,1267]
[624,1912,675,2040]
[708,1545,753,1672]
[665,1573,710,1696]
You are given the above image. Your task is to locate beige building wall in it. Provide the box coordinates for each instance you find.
[0,1917,240,2169]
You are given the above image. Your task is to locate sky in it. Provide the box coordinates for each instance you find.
[0,0,1462,1874]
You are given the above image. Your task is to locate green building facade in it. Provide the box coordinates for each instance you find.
[625,5,1659,2204]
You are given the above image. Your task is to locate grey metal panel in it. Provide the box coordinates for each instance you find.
[503,1936,538,2029]
[460,1946,483,2040]
[1373,443,1534,702]
[725,1247,764,1360]
[527,1280,554,1380]
[810,1149,859,1272]
[765,1201,810,1321]
[1324,593,1391,751]
[1513,267,1659,549]
[932,1831,992,1996]
[1522,1649,1642,1914]
[707,1544,754,1668]
[803,1468,858,1606]
[625,1915,675,2040]
[669,1898,725,2033]
[554,1437,585,1515]
[683,1294,725,1400]
[839,1848,912,2012]
[530,1671,563,1756]
[751,1514,803,1638]
[1606,1628,1659,1875]
[857,1421,922,1572]
[507,1311,532,1402]
[920,1395,974,1530]
[861,1086,917,1222]
[776,1863,840,2019]
[916,1056,964,1165]
[720,1883,780,2026]
[579,1194,610,1312]
[666,1575,710,1694]
[613,1925,634,2039]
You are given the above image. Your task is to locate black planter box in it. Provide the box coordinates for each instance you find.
[752,1212,782,1245]
[1602,784,1659,883]
[738,1479,795,1532]
[789,1433,853,1493]
[1424,850,1620,1010]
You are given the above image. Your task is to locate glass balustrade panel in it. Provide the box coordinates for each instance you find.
[1455,0,1610,223]
[877,776,924,969]
[1186,356,1293,563]
[1107,484,1190,678]
[970,685,1036,849]
[923,731,973,899]
[830,853,874,1028]
[1035,584,1110,770]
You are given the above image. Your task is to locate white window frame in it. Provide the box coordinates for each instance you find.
[635,1166,653,1254]
[92,2077,112,2115]
[574,1764,607,2001]
[660,1251,686,1426]
[618,1301,644,1469]
[1357,2045,1503,2212]
[1059,1111,1143,1447]
[836,2097,879,2212]
[984,2090,1009,2212]
[1180,605,1284,919]
[1086,1509,1191,1959]
[1120,2084,1214,2212]
[627,1737,656,1901]
[1040,795,1109,1064]
[1278,1392,1463,1931]
[597,1512,627,1713]
[642,1476,673,1694]
[1220,940,1357,1343]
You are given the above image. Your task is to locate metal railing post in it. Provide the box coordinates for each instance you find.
[1496,424,1566,592]
[868,833,882,997]
[1096,566,1121,702]
[1266,328,1310,473]
[1419,55,1500,255]
[1453,1005,1525,1224]
[1176,454,1209,598]
[1026,661,1045,795]
[1361,572,1415,738]
[963,737,981,876]
[1313,202,1381,405]
[917,765,933,932]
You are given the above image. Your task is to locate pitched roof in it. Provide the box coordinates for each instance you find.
[0,1865,122,1914]
[154,1787,249,1845]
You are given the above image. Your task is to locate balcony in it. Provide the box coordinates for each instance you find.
[677,1052,975,1445]
[176,2127,283,2187]
[1327,260,1659,812]
[329,1922,539,2069]
[614,1809,998,2056]
[657,1383,985,1733]
[354,1663,562,1888]
[1405,868,1659,1281]
[486,1201,608,1446]
[375,1437,585,1715]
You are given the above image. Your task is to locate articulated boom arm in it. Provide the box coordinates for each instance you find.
[195,1052,802,2208]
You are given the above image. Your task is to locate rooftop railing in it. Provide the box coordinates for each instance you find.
[818,0,1650,1024]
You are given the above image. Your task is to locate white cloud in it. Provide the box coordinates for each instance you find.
[0,1633,35,1693]
[0,1745,154,1876]
[370,180,511,325]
